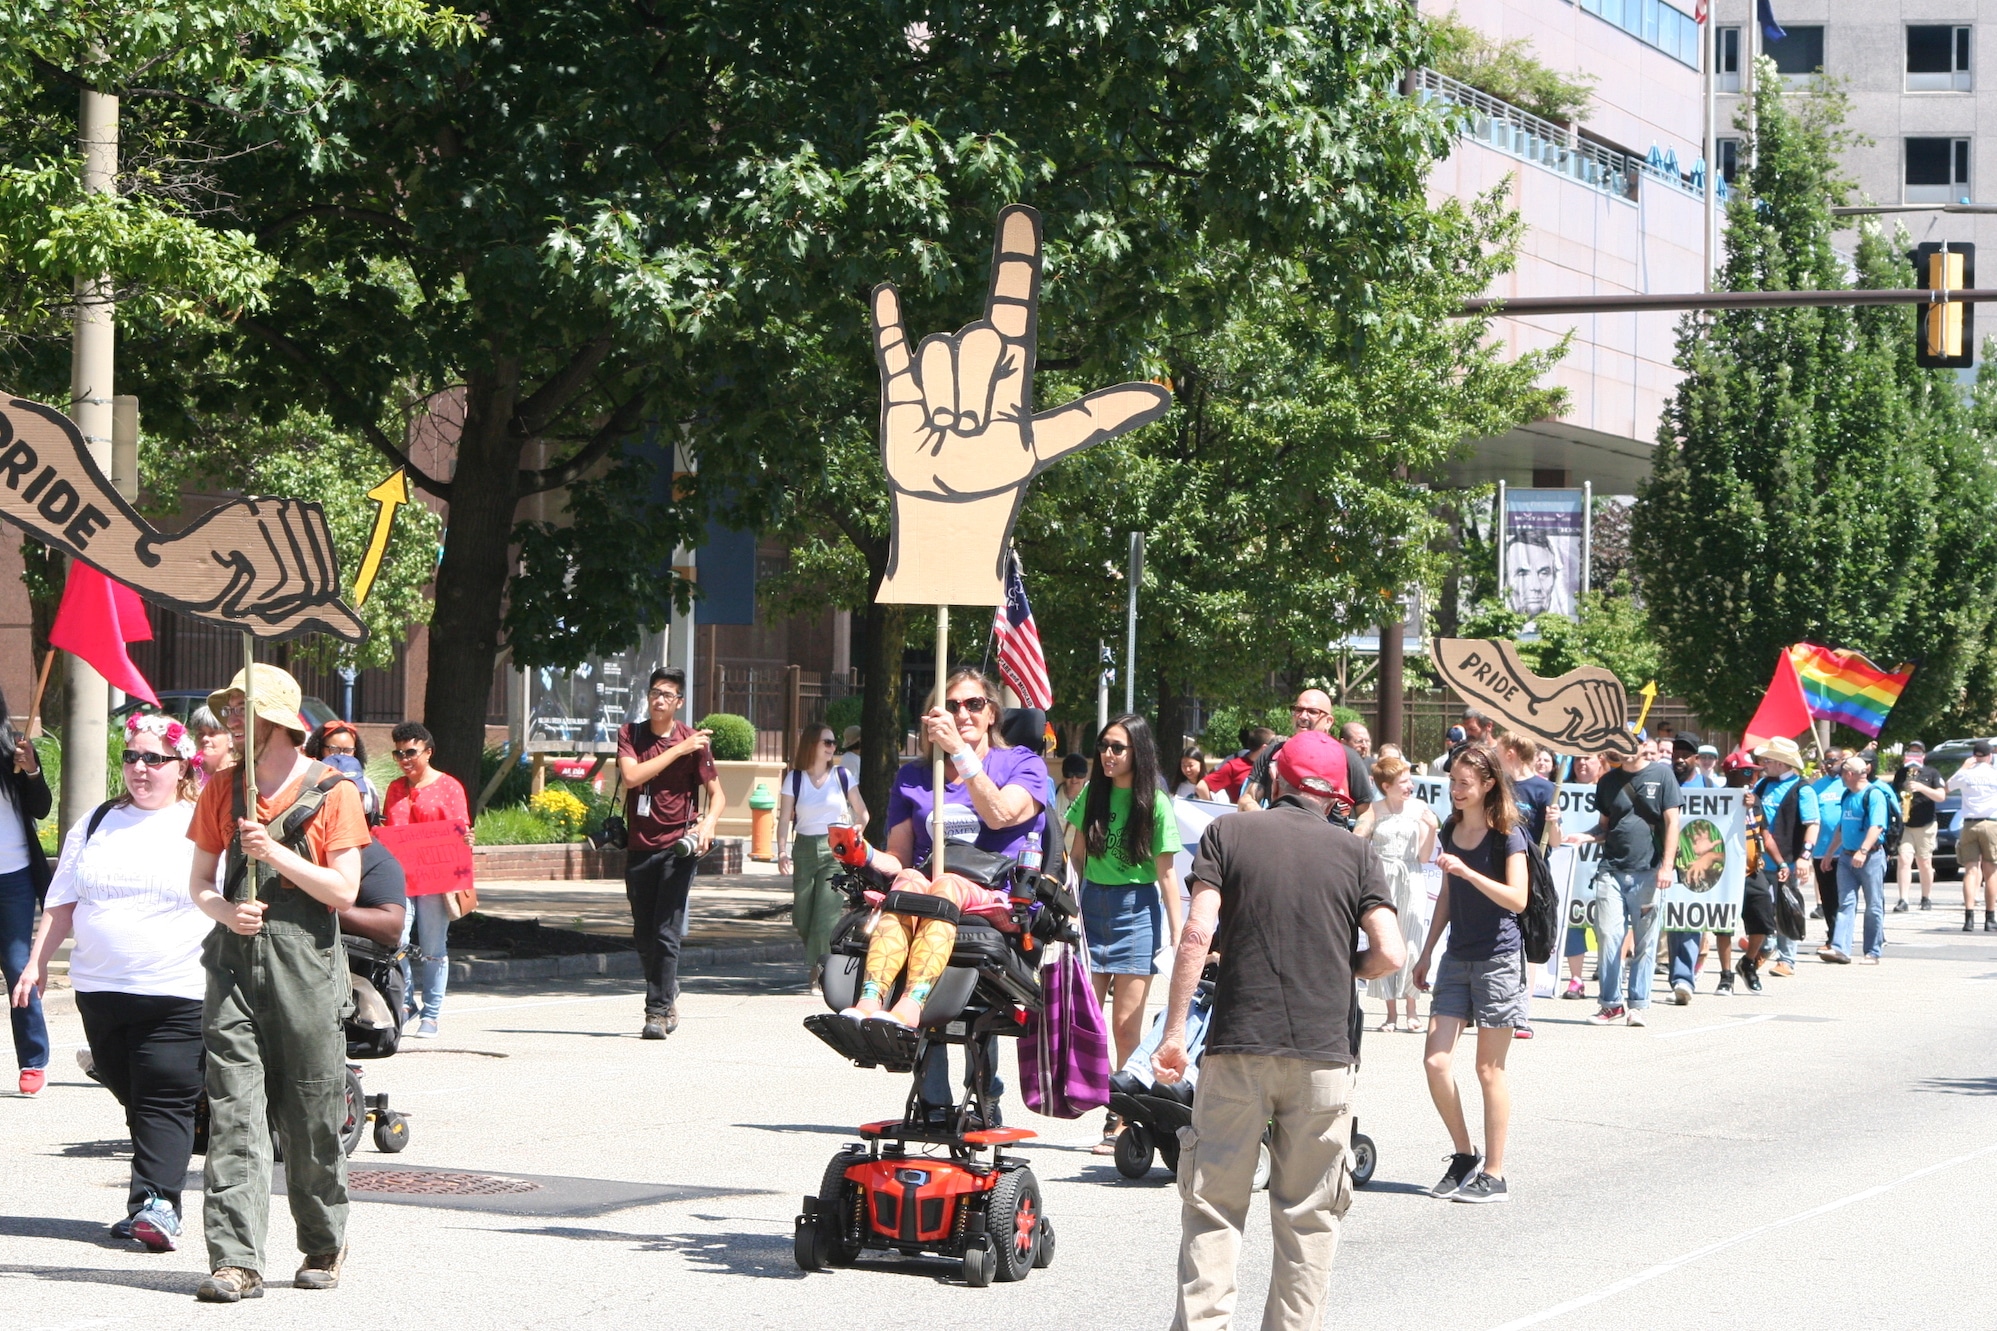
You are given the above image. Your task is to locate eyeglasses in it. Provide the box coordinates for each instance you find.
[122,750,178,768]
[1097,740,1129,755]
[392,747,424,759]
[220,702,246,719]
[324,742,356,754]
[943,698,990,715]
[648,689,681,702]
[1291,706,1326,719]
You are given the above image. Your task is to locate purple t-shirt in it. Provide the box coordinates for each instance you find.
[887,746,1048,864]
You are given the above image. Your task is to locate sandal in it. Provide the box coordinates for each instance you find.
[1404,1017,1427,1035]
[1374,1018,1397,1032]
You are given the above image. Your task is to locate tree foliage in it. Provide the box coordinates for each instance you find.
[1632,62,1997,740]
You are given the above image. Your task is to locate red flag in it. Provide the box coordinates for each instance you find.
[1694,0,1708,22]
[1742,648,1811,749]
[51,562,157,704]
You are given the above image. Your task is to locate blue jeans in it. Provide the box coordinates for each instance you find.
[1667,930,1702,989]
[1834,850,1886,958]
[1594,870,1663,1010]
[410,893,452,1021]
[0,867,50,1070]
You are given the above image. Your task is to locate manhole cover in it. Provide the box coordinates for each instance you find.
[349,1169,541,1196]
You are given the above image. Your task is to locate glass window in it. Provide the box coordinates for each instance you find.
[1907,25,1972,91]
[1905,136,1971,203]
[1717,26,1743,90]
[1718,137,1742,184]
[1767,25,1826,79]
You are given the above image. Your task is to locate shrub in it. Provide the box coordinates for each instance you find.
[529,787,589,840]
[479,744,534,809]
[1429,11,1596,122]
[823,694,862,738]
[474,805,563,845]
[697,712,756,761]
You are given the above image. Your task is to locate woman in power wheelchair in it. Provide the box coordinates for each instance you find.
[794,824,1080,1286]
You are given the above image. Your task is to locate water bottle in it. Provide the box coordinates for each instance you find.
[1019,830,1043,872]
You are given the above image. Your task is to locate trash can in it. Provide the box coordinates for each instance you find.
[749,780,778,861]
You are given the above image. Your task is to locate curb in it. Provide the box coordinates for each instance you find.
[449,941,803,986]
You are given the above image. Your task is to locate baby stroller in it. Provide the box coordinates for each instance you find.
[794,842,1080,1287]
[1105,967,1377,1189]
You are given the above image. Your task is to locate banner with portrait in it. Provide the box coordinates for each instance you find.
[1501,487,1587,621]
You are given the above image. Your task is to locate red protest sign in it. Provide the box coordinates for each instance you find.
[375,821,474,898]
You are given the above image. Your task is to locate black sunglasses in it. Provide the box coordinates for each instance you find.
[1097,740,1129,755]
[943,698,990,715]
[820,737,838,747]
[121,750,178,768]
[392,747,425,759]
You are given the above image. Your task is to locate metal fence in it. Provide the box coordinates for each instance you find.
[126,608,421,723]
[708,665,860,763]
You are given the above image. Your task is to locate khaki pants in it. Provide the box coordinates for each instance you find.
[1171,1054,1355,1331]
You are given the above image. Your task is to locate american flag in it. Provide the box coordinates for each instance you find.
[992,551,1053,710]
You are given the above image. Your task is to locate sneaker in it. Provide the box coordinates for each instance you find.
[1586,1005,1627,1026]
[196,1268,265,1303]
[1453,1171,1510,1204]
[294,1245,347,1290]
[130,1198,180,1252]
[1968,913,1978,933]
[1893,900,1910,913]
[1857,955,1881,965]
[109,1214,138,1241]
[1715,971,1735,995]
[1626,1009,1647,1028]
[640,1018,667,1040]
[1921,898,1933,910]
[1809,906,1823,920]
[1671,980,1693,1006]
[412,1019,438,1039]
[1822,949,1851,965]
[1769,961,1794,978]
[662,1004,681,1035]
[1430,1151,1483,1198]
[18,1067,44,1095]
[1561,979,1586,1000]
[1986,913,1995,932]
[1513,1025,1534,1040]
[1738,957,1764,993]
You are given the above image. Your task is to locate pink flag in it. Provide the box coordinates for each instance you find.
[51,562,157,705]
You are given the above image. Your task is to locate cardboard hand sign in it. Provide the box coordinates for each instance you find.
[0,396,366,642]
[1432,637,1638,758]
[870,206,1171,606]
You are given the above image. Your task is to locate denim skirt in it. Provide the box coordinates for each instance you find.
[1080,881,1164,975]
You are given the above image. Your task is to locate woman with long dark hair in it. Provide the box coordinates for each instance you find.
[1411,744,1529,1204]
[1066,712,1183,1154]
[0,683,52,1095]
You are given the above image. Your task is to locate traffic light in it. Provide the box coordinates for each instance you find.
[1912,242,1974,368]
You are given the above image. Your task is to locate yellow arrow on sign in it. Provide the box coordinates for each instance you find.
[351,468,408,608]
[1633,679,1659,735]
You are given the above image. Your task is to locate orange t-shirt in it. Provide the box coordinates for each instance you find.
[190,762,372,891]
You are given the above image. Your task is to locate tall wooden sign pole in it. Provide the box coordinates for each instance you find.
[241,634,259,901]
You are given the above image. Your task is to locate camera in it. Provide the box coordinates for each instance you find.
[667,831,702,860]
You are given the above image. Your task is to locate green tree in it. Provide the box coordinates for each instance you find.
[1632,62,1997,740]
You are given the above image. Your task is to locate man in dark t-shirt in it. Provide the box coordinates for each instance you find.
[1892,741,1945,911]
[1573,744,1681,1025]
[615,667,725,1039]
[1155,731,1400,1330]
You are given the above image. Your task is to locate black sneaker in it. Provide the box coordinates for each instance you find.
[1921,898,1933,910]
[1892,900,1910,913]
[1986,913,1995,932]
[1453,1172,1510,1204]
[1430,1151,1483,1198]
[1968,913,1978,933]
[1715,971,1735,995]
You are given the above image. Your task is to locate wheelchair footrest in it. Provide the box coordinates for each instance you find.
[803,1012,921,1072]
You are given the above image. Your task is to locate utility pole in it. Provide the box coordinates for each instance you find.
[1704,5,1718,289]
[60,75,117,837]
[1124,532,1144,715]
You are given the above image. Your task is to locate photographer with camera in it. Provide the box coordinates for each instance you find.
[617,668,725,1041]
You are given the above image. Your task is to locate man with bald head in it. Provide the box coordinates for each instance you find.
[1237,689,1376,826]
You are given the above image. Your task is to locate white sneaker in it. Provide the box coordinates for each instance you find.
[1626,1009,1647,1028]
[1671,980,1692,1006]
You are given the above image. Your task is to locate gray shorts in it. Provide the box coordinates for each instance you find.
[1432,950,1530,1029]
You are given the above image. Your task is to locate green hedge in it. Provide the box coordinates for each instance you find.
[473,804,566,845]
[697,712,755,761]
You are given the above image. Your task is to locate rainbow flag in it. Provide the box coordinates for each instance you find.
[1787,643,1914,738]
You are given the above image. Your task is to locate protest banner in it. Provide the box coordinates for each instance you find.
[376,820,475,898]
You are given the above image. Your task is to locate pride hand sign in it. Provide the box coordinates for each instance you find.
[870,206,1170,605]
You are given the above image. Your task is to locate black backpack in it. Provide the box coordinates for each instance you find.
[1520,838,1560,966]
[1874,782,1905,859]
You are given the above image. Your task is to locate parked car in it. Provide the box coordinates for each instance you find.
[113,689,339,732]
[1904,738,1997,883]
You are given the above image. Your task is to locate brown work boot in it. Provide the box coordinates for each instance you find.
[195,1267,264,1302]
[294,1245,347,1290]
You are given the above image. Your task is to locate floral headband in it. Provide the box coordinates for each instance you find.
[126,712,197,762]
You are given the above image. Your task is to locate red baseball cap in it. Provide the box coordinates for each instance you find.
[1275,730,1346,797]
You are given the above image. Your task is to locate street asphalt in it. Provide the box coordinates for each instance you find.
[7,909,1997,1331]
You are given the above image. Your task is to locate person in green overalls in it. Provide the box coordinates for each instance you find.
[186,664,369,1303]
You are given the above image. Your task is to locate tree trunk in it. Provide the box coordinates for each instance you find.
[423,368,523,792]
[858,589,907,845]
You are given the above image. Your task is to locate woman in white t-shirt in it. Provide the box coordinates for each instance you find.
[777,723,869,988]
[11,713,206,1252]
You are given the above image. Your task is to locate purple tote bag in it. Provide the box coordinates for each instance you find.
[1019,944,1112,1119]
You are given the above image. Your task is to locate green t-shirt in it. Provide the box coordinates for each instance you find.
[1065,785,1181,885]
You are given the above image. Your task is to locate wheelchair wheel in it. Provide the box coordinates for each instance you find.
[961,1242,994,1288]
[1252,1136,1272,1193]
[374,1113,411,1154]
[986,1167,1042,1283]
[816,1151,864,1267]
[1113,1123,1155,1179]
[340,1067,367,1158]
[1158,1137,1181,1177]
[1351,1133,1378,1188]
[793,1215,826,1272]
[1032,1217,1055,1269]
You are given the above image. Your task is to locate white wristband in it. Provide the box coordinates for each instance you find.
[951,750,985,781]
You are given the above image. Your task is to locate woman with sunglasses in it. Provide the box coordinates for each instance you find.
[306,720,380,821]
[777,722,869,988]
[1068,712,1183,1154]
[382,721,472,1039]
[884,668,1048,1124]
[13,714,205,1248]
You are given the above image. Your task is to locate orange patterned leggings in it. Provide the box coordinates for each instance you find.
[859,874,966,1009]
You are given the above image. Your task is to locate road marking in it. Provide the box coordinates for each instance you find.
[1651,1014,1776,1040]
[1486,1141,1997,1331]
